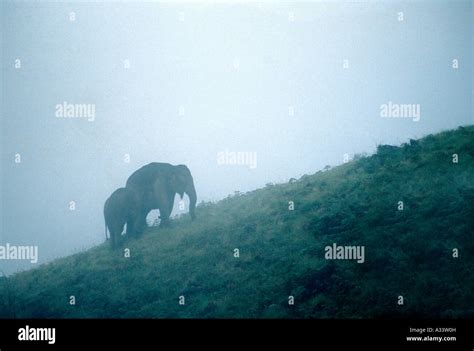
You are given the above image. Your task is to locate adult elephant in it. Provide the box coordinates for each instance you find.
[125,163,197,231]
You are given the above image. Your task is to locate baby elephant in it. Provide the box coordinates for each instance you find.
[104,187,140,248]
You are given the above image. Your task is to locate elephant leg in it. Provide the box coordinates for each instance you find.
[164,191,175,221]
[134,211,147,234]
[127,219,135,237]
[129,210,144,236]
[133,218,143,235]
[111,231,118,248]
[151,180,172,227]
[158,192,176,227]
[110,233,115,248]
[159,204,171,227]
[109,224,121,249]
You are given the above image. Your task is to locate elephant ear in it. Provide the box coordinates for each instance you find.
[170,171,186,195]
[169,172,178,186]
[168,172,178,188]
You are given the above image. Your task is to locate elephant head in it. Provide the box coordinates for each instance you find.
[170,165,197,220]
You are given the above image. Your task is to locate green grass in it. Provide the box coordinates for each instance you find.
[1,126,473,318]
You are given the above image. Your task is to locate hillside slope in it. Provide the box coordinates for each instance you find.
[1,126,473,318]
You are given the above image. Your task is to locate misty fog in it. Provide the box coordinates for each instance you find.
[1,1,472,274]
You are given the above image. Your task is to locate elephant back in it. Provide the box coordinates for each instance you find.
[104,187,134,222]
[126,162,173,190]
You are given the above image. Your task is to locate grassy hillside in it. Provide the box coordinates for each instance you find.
[1,126,473,318]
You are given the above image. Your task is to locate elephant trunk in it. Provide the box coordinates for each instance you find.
[186,180,197,220]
